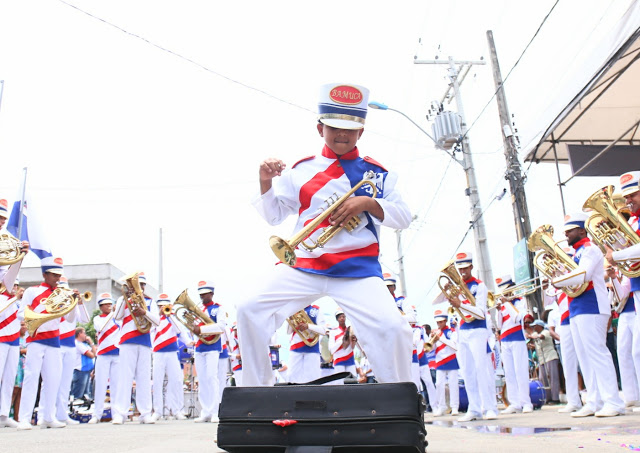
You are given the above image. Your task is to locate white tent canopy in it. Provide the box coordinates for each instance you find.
[522,1,640,179]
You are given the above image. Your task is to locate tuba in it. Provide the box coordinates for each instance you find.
[122,272,152,334]
[437,260,477,323]
[527,225,589,298]
[173,289,220,345]
[270,171,378,267]
[0,232,25,266]
[583,185,640,278]
[24,287,78,337]
[423,331,441,353]
[286,309,320,347]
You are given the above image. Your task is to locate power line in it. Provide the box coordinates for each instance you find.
[57,0,315,115]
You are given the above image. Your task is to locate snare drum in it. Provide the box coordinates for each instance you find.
[529,379,546,409]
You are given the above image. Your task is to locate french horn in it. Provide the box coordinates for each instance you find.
[0,232,25,266]
[527,225,589,298]
[24,287,78,337]
[583,185,640,278]
[173,289,220,345]
[270,172,378,267]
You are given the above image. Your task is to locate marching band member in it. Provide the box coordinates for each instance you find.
[112,271,160,425]
[50,276,89,426]
[191,280,225,423]
[607,267,640,409]
[410,306,437,410]
[494,275,533,414]
[286,304,327,383]
[431,309,460,417]
[16,257,73,430]
[384,273,405,312]
[444,252,498,421]
[553,213,625,417]
[236,83,413,386]
[606,171,640,413]
[151,294,187,421]
[230,325,242,386]
[328,309,357,382]
[553,250,583,413]
[0,200,28,429]
[90,293,120,424]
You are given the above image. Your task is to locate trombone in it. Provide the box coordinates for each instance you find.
[488,276,547,309]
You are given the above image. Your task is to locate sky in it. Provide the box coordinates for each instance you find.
[1,0,637,334]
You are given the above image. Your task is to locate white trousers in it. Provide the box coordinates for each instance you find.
[236,265,412,386]
[218,357,229,403]
[288,351,321,384]
[19,342,61,423]
[52,345,76,421]
[93,354,119,419]
[634,313,640,398]
[419,364,437,410]
[233,369,242,387]
[501,340,532,410]
[618,311,640,403]
[152,351,184,416]
[457,328,496,415]
[571,314,625,412]
[194,350,220,418]
[0,343,19,417]
[436,368,459,411]
[558,324,582,408]
[116,343,152,419]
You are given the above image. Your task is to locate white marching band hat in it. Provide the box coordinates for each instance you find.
[383,272,397,287]
[318,83,369,130]
[563,212,589,231]
[433,308,448,321]
[156,293,171,306]
[138,272,147,284]
[335,308,345,318]
[620,171,640,197]
[495,274,515,289]
[455,252,473,269]
[98,292,113,305]
[198,280,215,294]
[0,199,8,219]
[41,257,64,275]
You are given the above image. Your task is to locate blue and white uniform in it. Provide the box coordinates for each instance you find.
[91,294,120,423]
[433,323,460,415]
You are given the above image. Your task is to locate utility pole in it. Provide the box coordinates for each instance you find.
[414,56,495,289]
[395,229,408,298]
[487,30,542,315]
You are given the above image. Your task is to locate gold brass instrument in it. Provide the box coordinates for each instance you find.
[270,172,378,266]
[583,185,640,278]
[162,304,174,316]
[0,233,25,266]
[173,289,220,345]
[423,331,441,353]
[122,272,152,334]
[488,276,547,309]
[24,287,78,336]
[286,309,320,347]
[437,260,477,323]
[527,225,589,298]
[73,291,92,321]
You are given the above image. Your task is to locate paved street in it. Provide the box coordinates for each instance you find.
[2,406,639,452]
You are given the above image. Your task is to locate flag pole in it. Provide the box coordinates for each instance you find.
[17,167,28,239]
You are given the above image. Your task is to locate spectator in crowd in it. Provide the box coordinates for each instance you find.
[70,327,96,400]
[530,320,561,404]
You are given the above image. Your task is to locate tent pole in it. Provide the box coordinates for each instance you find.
[551,135,566,216]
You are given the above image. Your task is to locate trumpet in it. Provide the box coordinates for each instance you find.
[270,172,378,266]
[423,331,441,353]
[73,291,93,321]
[488,276,547,308]
[162,304,174,316]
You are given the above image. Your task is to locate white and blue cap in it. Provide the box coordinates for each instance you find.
[197,280,215,295]
[383,272,397,287]
[563,212,589,231]
[495,274,515,289]
[335,307,345,319]
[405,305,417,324]
[0,199,9,219]
[138,272,147,284]
[41,256,64,275]
[455,252,473,269]
[318,83,369,130]
[156,293,171,306]
[619,171,640,197]
[433,308,448,321]
[98,292,113,305]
